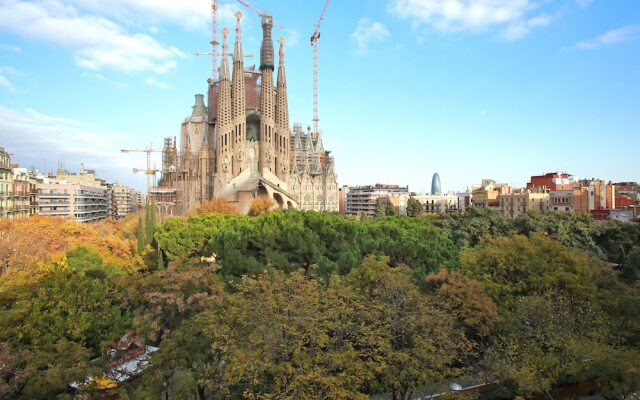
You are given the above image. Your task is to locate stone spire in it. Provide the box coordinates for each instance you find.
[219,27,230,81]
[216,27,233,185]
[259,15,274,71]
[233,11,243,61]
[275,37,289,130]
[274,37,289,181]
[216,28,232,129]
[259,14,275,173]
[232,11,246,120]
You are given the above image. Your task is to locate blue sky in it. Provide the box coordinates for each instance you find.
[0,0,638,193]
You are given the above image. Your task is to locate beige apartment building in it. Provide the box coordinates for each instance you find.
[499,189,550,218]
[0,147,13,219]
[472,180,512,210]
[9,168,32,220]
[112,183,138,220]
[400,194,460,214]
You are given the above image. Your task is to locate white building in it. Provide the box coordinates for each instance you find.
[37,181,108,223]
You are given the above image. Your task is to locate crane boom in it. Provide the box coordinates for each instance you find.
[235,0,284,28]
[310,0,330,135]
[121,146,162,193]
[211,0,219,81]
[194,1,219,81]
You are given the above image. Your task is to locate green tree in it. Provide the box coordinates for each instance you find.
[17,265,129,354]
[145,200,156,247]
[348,256,469,400]
[119,263,224,342]
[406,197,423,217]
[621,246,640,283]
[143,309,241,400]
[489,292,615,397]
[136,214,145,255]
[428,207,512,248]
[227,271,371,399]
[1,264,128,399]
[460,234,598,305]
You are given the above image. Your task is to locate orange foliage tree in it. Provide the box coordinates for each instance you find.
[248,196,274,216]
[0,216,143,284]
[197,198,239,215]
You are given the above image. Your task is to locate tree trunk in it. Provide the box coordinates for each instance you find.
[197,385,206,400]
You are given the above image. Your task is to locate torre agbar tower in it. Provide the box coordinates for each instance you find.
[169,11,338,214]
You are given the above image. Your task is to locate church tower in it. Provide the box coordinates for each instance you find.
[231,11,247,177]
[275,37,290,183]
[215,27,233,192]
[259,15,275,175]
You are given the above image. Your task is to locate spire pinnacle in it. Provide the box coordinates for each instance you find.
[278,37,285,64]
[233,11,243,61]
[222,27,229,52]
[220,27,229,80]
[235,11,242,37]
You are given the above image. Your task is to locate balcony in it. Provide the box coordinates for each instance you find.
[39,193,70,198]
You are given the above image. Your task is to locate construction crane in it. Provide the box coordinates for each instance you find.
[310,0,330,135]
[195,1,258,79]
[235,0,284,28]
[192,0,219,81]
[121,146,162,193]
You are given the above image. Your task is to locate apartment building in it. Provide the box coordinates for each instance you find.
[500,189,550,218]
[113,183,137,220]
[411,193,460,214]
[472,180,512,210]
[0,147,12,219]
[344,184,409,217]
[37,182,108,223]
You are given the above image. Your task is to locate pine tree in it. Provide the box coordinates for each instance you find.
[136,215,145,255]
[144,200,156,247]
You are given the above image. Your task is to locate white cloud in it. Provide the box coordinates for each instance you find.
[0,66,17,91]
[0,43,21,52]
[0,74,14,91]
[285,29,299,47]
[575,0,591,8]
[0,0,185,74]
[0,105,143,181]
[574,25,640,50]
[95,73,128,89]
[502,13,553,41]
[388,0,557,40]
[65,0,240,31]
[351,18,390,55]
[145,77,171,89]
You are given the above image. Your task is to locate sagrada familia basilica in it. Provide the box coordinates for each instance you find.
[159,12,338,214]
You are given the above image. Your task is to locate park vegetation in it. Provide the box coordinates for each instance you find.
[1,207,639,399]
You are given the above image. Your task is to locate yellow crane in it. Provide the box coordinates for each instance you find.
[120,146,162,193]
[311,0,330,135]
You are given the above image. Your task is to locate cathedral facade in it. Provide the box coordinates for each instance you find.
[161,12,338,214]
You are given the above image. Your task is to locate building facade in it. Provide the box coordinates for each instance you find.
[499,189,550,218]
[37,182,108,223]
[160,13,338,214]
[0,147,11,219]
[527,172,575,191]
[9,168,31,220]
[472,180,512,210]
[113,183,138,220]
[412,193,460,214]
[344,184,409,217]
